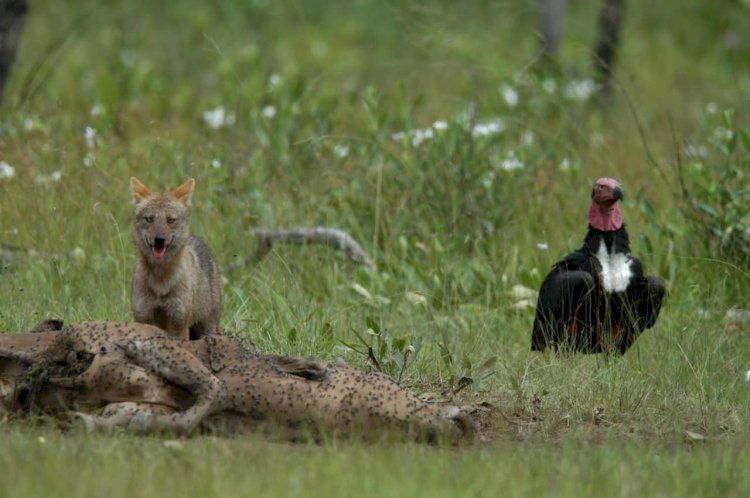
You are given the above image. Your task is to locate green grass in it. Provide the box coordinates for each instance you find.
[2,431,750,498]
[1,430,748,498]
[2,0,750,496]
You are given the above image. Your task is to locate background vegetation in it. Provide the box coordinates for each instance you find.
[1,0,750,496]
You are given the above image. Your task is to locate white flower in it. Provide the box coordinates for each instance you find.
[509,283,537,301]
[500,84,519,108]
[706,102,718,115]
[713,127,733,142]
[24,118,34,131]
[35,170,63,184]
[521,130,535,146]
[202,106,235,129]
[90,104,104,117]
[499,151,524,171]
[481,171,495,189]
[559,158,571,170]
[85,126,96,149]
[268,73,282,88]
[472,118,505,138]
[433,120,448,131]
[563,79,596,102]
[536,242,549,250]
[542,78,557,94]
[391,126,441,146]
[211,159,221,169]
[0,161,15,180]
[262,105,277,119]
[511,299,534,310]
[508,284,536,310]
[745,370,750,382]
[333,144,349,158]
[684,143,708,158]
[203,107,224,128]
[411,128,433,147]
[83,153,95,167]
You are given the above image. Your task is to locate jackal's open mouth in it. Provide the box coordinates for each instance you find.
[152,239,167,260]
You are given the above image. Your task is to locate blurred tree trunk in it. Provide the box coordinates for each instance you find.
[593,0,625,104]
[538,0,565,63]
[0,0,28,106]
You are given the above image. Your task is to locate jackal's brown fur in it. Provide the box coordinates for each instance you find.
[130,177,222,340]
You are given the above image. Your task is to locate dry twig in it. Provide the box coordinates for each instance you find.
[226,227,374,275]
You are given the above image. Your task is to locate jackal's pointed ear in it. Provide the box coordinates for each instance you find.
[130,177,152,205]
[173,178,196,206]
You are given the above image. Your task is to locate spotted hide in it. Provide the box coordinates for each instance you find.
[0,321,472,442]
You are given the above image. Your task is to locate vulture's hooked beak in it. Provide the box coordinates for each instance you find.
[613,185,624,201]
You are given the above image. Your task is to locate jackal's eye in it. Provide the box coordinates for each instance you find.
[144,216,155,223]
[166,217,176,225]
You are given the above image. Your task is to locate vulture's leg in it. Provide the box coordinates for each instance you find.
[122,336,227,435]
[618,276,666,354]
[532,270,596,351]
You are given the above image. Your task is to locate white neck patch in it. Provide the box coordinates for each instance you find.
[595,240,633,293]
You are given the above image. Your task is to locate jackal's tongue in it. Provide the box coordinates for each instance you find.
[152,241,166,260]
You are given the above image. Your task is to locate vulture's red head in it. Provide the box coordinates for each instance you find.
[588,177,624,231]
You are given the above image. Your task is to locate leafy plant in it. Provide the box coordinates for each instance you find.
[339,317,423,383]
[678,108,750,267]
[437,341,496,397]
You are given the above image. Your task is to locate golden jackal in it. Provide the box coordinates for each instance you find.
[129,177,222,340]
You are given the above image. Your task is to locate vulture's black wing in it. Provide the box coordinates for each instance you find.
[616,275,666,354]
[531,251,600,352]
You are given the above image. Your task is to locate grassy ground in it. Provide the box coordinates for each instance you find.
[2,0,750,496]
[2,431,750,498]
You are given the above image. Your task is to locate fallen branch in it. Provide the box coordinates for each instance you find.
[226,227,374,275]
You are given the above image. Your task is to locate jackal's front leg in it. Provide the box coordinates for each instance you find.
[122,336,227,435]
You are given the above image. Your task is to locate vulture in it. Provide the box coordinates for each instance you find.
[531,177,665,354]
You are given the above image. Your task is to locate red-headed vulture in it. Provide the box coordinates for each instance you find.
[531,178,665,354]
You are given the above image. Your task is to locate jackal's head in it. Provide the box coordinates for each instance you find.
[130,177,195,263]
